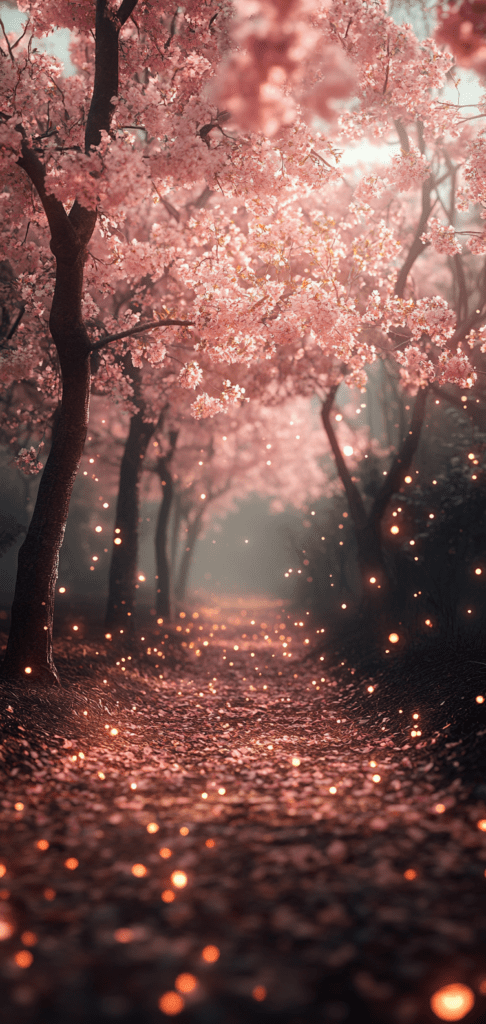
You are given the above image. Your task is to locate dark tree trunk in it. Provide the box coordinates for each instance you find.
[0,0,139,685]
[320,385,429,603]
[2,337,91,683]
[105,406,156,634]
[155,430,178,620]
[170,491,183,585]
[175,512,203,602]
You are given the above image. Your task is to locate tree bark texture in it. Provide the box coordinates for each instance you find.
[175,512,203,602]
[155,430,178,619]
[105,407,157,633]
[1,0,139,684]
[320,385,429,603]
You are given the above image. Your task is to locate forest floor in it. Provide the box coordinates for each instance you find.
[0,597,486,1024]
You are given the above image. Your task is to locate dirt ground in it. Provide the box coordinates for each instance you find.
[0,597,485,1024]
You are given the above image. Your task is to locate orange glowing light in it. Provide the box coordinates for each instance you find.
[404,475,412,483]
[205,839,215,848]
[64,858,79,871]
[329,786,337,794]
[202,945,220,963]
[179,826,189,836]
[218,787,226,796]
[253,985,267,1001]
[159,847,172,859]
[170,870,187,889]
[24,667,32,675]
[388,633,399,644]
[369,760,377,767]
[367,686,374,693]
[476,696,485,704]
[138,574,146,582]
[372,774,381,783]
[435,803,446,814]
[59,587,66,593]
[0,920,14,940]
[430,983,474,1020]
[477,819,486,831]
[161,890,175,903]
[14,950,33,969]
[105,633,112,640]
[110,728,118,736]
[292,757,301,767]
[158,991,184,1015]
[43,888,55,900]
[475,567,482,575]
[147,822,159,834]
[21,931,37,946]
[131,863,147,877]
[114,928,134,943]
[369,577,376,584]
[114,538,122,545]
[14,802,24,811]
[36,839,49,851]
[175,973,197,994]
[390,525,399,534]
[404,869,417,880]
[130,782,137,789]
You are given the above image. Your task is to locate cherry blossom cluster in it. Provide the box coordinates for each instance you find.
[420,217,462,256]
[14,441,44,475]
[213,0,356,136]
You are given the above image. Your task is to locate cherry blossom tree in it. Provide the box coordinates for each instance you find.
[2,0,486,685]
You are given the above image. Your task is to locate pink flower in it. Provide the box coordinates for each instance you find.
[178,361,204,389]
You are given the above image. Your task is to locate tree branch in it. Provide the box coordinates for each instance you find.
[321,387,367,530]
[394,176,434,299]
[117,0,139,25]
[369,385,429,528]
[17,137,77,254]
[90,318,194,352]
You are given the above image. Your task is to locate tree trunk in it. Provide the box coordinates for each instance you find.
[0,0,139,685]
[155,431,178,619]
[320,386,429,603]
[105,408,156,634]
[175,513,203,602]
[2,341,90,683]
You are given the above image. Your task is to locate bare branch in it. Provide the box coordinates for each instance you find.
[117,0,139,26]
[321,387,367,530]
[369,385,429,527]
[90,318,194,352]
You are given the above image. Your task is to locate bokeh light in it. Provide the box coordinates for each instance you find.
[158,991,184,1015]
[201,944,220,962]
[430,983,474,1020]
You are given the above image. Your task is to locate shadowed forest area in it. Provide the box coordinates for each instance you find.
[2,0,486,1021]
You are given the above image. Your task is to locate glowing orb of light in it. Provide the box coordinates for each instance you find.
[158,991,184,1015]
[175,973,197,994]
[170,870,187,888]
[388,633,399,644]
[343,445,354,456]
[430,983,475,1020]
[201,944,220,962]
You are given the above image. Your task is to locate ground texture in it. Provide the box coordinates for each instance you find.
[0,598,486,1024]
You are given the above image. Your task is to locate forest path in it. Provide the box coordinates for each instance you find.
[0,597,485,1023]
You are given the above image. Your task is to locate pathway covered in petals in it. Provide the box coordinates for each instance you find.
[0,599,485,1024]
